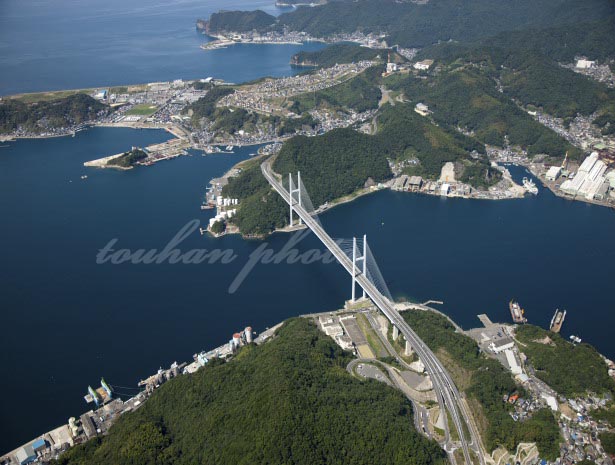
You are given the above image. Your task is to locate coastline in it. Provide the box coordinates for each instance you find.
[524,163,615,211]
[209,155,529,240]
[6,299,614,463]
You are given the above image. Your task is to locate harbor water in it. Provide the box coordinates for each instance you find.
[1,130,615,451]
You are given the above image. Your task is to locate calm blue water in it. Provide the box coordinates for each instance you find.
[0,128,350,451]
[1,130,614,451]
[0,0,322,95]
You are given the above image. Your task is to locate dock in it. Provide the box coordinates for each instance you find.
[83,137,191,169]
[83,152,126,168]
[477,314,495,328]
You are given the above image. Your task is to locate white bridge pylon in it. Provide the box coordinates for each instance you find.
[288,172,302,227]
[351,235,367,302]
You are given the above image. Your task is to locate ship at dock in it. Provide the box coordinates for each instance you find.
[523,177,538,195]
[509,300,527,324]
[549,309,566,333]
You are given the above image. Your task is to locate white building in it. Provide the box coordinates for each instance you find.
[386,62,398,73]
[545,166,562,181]
[440,183,450,196]
[415,103,429,116]
[414,59,434,70]
[490,337,514,354]
[541,393,559,412]
[504,349,522,375]
[576,59,595,69]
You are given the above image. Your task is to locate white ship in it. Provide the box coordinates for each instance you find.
[523,177,538,195]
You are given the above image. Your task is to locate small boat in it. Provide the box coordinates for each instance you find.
[509,300,527,324]
[549,309,566,333]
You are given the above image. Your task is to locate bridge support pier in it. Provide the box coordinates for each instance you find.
[405,340,413,356]
[392,325,399,340]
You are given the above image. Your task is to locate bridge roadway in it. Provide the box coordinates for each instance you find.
[262,160,479,465]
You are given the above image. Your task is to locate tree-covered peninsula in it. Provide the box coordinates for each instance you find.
[0,94,108,135]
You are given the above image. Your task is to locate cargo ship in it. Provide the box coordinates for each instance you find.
[509,300,527,324]
[549,309,566,333]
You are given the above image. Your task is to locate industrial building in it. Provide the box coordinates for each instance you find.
[408,176,423,192]
[489,337,515,354]
[560,152,610,200]
[545,166,562,181]
[15,443,37,465]
[576,59,595,69]
[504,349,522,375]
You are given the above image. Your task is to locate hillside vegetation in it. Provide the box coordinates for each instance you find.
[417,26,615,136]
[273,128,392,207]
[291,44,390,68]
[515,325,615,397]
[184,86,235,125]
[201,10,275,34]
[56,318,447,465]
[290,66,383,113]
[0,94,107,134]
[222,158,288,236]
[274,0,611,47]
[387,69,580,158]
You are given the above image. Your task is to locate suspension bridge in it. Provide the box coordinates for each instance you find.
[261,158,482,465]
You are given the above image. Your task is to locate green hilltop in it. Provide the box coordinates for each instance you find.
[55,318,447,465]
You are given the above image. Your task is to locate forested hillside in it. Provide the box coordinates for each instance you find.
[199,10,275,34]
[290,66,383,113]
[56,318,447,465]
[387,69,581,158]
[273,128,392,207]
[274,0,611,47]
[0,94,107,134]
[291,44,390,68]
[515,325,615,397]
[222,159,288,236]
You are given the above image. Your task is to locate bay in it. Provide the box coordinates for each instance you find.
[0,0,322,95]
